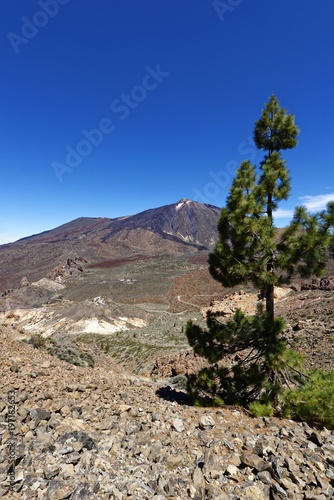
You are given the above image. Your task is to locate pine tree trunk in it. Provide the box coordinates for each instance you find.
[266,283,274,321]
[266,185,275,322]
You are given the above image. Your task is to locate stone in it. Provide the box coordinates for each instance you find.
[60,406,71,416]
[198,415,215,429]
[257,471,273,484]
[192,467,205,488]
[68,482,97,498]
[240,485,266,499]
[326,468,334,480]
[271,482,288,498]
[110,486,123,500]
[240,452,270,472]
[172,417,185,432]
[60,431,97,451]
[225,464,239,476]
[30,407,51,421]
[60,463,75,478]
[44,467,60,480]
[46,482,73,500]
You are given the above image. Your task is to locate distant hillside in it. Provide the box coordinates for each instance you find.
[0,199,220,290]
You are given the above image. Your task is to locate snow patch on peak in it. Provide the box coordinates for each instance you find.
[175,198,191,210]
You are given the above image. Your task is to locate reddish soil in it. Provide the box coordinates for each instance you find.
[168,268,226,313]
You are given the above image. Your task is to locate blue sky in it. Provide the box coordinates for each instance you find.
[1,0,334,244]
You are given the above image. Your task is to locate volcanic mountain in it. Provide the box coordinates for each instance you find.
[0,199,221,290]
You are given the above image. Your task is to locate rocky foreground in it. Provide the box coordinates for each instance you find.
[0,327,334,499]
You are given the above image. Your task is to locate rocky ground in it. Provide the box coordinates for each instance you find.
[1,326,334,499]
[1,255,334,498]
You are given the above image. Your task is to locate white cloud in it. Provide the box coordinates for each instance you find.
[274,209,295,219]
[273,193,334,224]
[299,193,334,211]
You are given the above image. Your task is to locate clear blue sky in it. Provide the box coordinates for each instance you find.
[1,0,334,243]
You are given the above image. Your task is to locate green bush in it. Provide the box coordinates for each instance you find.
[248,401,274,417]
[186,306,303,409]
[282,370,334,429]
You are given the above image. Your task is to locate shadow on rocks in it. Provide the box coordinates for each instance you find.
[156,385,193,406]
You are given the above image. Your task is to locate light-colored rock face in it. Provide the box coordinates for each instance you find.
[201,288,292,319]
[0,307,146,338]
[1,329,334,499]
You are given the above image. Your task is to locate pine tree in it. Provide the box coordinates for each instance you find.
[209,94,331,320]
[186,95,334,410]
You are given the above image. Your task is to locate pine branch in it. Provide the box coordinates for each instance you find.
[285,363,310,380]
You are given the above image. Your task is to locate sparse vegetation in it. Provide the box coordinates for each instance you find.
[27,333,48,349]
[100,339,112,353]
[56,348,95,368]
[25,334,95,368]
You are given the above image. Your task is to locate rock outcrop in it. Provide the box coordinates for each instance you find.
[48,257,87,282]
[301,276,334,291]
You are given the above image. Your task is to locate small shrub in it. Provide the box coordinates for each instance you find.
[282,370,334,429]
[100,340,112,353]
[213,396,225,407]
[29,334,47,349]
[248,401,274,417]
[78,352,95,368]
[170,375,188,390]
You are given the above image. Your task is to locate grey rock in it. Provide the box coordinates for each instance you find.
[30,407,52,421]
[257,470,273,484]
[240,452,271,472]
[325,468,334,480]
[63,452,81,465]
[172,417,185,433]
[69,482,98,499]
[44,467,60,479]
[271,482,288,498]
[60,431,97,451]
[192,466,205,487]
[198,415,215,429]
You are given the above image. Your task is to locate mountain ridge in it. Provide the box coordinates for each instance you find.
[0,199,220,290]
